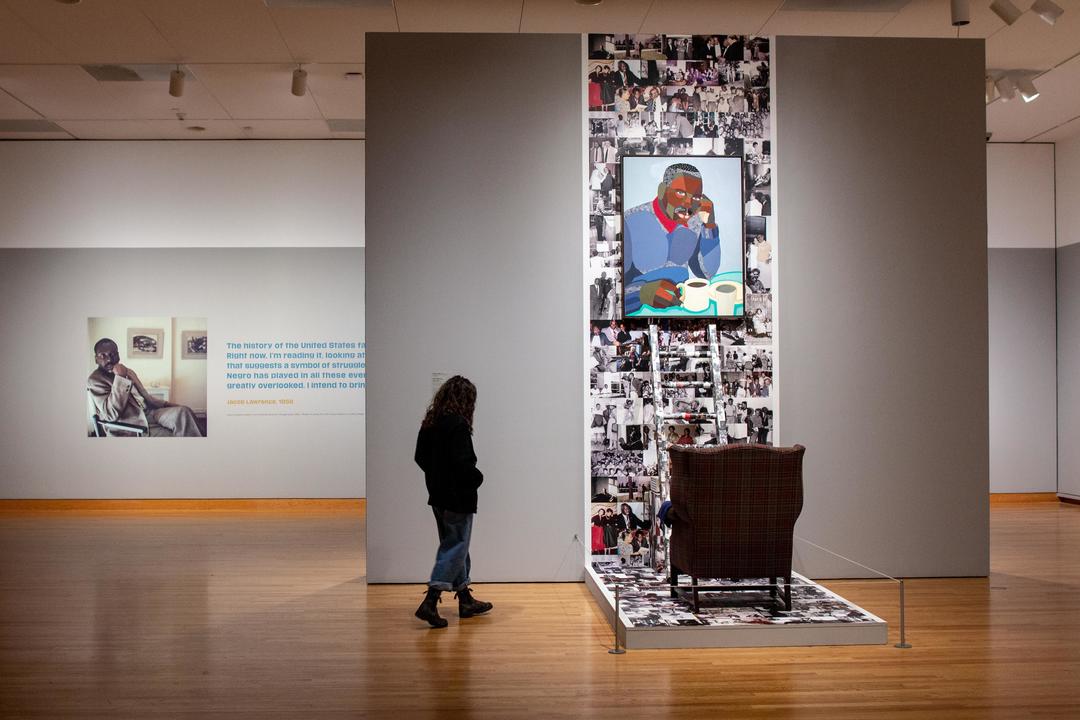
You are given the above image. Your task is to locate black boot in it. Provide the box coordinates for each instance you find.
[455,586,493,618]
[415,586,448,628]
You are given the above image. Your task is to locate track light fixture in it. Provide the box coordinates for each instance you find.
[985,77,996,104]
[990,0,1023,25]
[291,65,307,97]
[951,0,970,26]
[1016,75,1040,103]
[994,75,1017,102]
[169,66,185,98]
[1031,0,1064,25]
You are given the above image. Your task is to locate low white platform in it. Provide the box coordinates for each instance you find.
[586,563,888,650]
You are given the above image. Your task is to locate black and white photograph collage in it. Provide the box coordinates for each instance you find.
[586,34,776,566]
[591,565,882,628]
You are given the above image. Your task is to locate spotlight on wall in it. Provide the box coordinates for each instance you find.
[951,0,970,26]
[994,74,1017,101]
[169,66,185,98]
[1016,75,1040,103]
[985,76,996,103]
[292,65,308,97]
[1031,0,1064,25]
[990,0,1023,25]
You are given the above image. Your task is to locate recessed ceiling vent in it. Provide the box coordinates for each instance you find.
[0,119,66,133]
[780,0,913,10]
[264,0,393,8]
[328,119,365,133]
[81,64,178,82]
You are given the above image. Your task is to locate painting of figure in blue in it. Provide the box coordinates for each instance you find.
[622,156,744,317]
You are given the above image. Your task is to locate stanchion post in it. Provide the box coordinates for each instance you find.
[895,578,911,649]
[609,585,626,655]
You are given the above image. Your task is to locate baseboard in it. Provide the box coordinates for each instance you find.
[0,498,366,514]
[989,492,1059,505]
[1059,495,1080,507]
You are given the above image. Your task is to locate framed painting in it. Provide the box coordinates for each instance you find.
[181,330,207,359]
[621,155,745,317]
[127,327,164,359]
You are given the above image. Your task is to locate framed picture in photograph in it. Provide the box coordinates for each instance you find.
[127,327,164,359]
[622,155,745,318]
[181,330,207,359]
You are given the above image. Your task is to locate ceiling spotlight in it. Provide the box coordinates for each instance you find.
[1031,0,1064,25]
[1016,75,1040,103]
[54,0,81,4]
[950,0,970,26]
[994,75,1017,101]
[990,0,1023,25]
[169,66,185,98]
[575,0,603,5]
[292,66,308,97]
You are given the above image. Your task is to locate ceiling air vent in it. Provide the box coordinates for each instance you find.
[780,0,913,10]
[81,64,178,82]
[264,0,393,8]
[328,119,365,133]
[0,119,66,133]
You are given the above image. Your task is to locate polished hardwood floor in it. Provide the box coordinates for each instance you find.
[1,501,1077,719]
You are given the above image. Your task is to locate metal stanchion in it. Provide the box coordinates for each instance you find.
[895,578,911,649]
[609,585,626,655]
[795,535,913,650]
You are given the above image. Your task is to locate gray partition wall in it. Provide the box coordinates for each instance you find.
[1060,242,1080,501]
[775,37,989,577]
[365,34,584,582]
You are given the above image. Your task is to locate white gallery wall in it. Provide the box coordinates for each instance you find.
[0,141,363,248]
[0,141,366,498]
[1057,134,1080,500]
[986,143,1057,493]
[776,37,989,578]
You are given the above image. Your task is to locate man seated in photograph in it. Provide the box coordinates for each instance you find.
[88,338,203,437]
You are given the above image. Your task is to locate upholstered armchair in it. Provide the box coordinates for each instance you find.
[667,443,806,611]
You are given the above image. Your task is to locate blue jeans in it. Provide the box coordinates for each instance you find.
[428,508,473,592]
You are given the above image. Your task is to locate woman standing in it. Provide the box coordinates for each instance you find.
[414,376,493,628]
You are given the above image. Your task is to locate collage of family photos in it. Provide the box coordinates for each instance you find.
[586,35,776,565]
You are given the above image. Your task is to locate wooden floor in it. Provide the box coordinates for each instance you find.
[1,502,1078,719]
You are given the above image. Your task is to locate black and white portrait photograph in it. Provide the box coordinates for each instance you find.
[745,189,771,217]
[88,317,207,438]
[590,188,618,216]
[589,137,619,164]
[589,212,618,246]
[588,161,617,192]
[589,114,618,137]
[745,293,772,342]
[588,269,620,321]
[616,474,652,502]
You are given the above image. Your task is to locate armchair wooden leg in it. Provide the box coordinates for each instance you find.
[691,576,699,613]
[669,565,679,599]
[783,576,792,611]
[770,576,777,599]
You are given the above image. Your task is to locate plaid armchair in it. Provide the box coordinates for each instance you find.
[667,443,806,611]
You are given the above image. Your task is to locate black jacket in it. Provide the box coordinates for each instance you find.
[414,414,484,513]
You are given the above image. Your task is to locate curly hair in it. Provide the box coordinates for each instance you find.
[421,375,477,431]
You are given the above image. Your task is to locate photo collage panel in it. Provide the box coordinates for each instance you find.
[586,34,776,564]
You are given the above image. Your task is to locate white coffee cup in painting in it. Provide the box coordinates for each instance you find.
[710,280,744,315]
[677,278,712,312]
